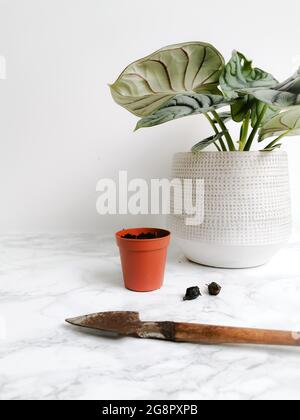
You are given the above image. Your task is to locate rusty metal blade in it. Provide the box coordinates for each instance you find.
[66,311,143,337]
[66,311,175,340]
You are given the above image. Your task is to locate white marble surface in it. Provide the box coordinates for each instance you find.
[1,234,300,400]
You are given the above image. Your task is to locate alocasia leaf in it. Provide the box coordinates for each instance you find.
[220,51,278,100]
[135,93,229,130]
[191,132,226,153]
[263,143,283,152]
[220,51,279,126]
[230,95,277,127]
[250,100,278,127]
[110,42,225,117]
[241,68,300,109]
[259,107,300,141]
[275,67,300,94]
[231,96,251,122]
[244,88,300,108]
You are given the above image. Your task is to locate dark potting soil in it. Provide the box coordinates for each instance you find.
[183,286,202,301]
[122,232,159,240]
[183,283,222,301]
[208,282,222,296]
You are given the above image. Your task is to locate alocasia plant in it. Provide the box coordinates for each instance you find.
[110,42,300,152]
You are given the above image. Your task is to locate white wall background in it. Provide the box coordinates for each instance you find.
[1,0,300,234]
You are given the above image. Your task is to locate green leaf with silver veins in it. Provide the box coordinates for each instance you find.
[220,51,278,127]
[263,143,283,152]
[220,51,278,100]
[259,107,300,141]
[242,68,300,109]
[135,93,229,130]
[192,132,227,153]
[230,96,278,127]
[110,42,225,118]
[250,99,279,127]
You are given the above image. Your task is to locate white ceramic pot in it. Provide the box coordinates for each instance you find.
[169,152,292,269]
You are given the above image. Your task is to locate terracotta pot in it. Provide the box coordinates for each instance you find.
[116,228,171,292]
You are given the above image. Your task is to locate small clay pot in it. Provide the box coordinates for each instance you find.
[116,228,171,292]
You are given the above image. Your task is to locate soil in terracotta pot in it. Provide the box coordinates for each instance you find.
[122,232,159,240]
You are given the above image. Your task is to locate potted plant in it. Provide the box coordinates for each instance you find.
[110,42,299,268]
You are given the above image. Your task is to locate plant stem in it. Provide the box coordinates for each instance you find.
[239,112,250,151]
[212,111,236,151]
[204,113,227,151]
[263,130,291,150]
[243,105,268,151]
[214,142,222,151]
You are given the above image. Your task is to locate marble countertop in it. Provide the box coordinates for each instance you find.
[1,234,300,400]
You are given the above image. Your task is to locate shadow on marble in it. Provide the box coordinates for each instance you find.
[62,323,125,342]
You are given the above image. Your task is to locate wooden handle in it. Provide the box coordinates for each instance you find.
[174,323,300,346]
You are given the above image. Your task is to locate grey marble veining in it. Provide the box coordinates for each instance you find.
[0,234,300,400]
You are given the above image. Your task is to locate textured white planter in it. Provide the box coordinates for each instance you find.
[169,152,292,269]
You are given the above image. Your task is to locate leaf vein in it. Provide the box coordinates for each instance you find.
[126,73,158,94]
[192,47,207,88]
[148,59,175,92]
